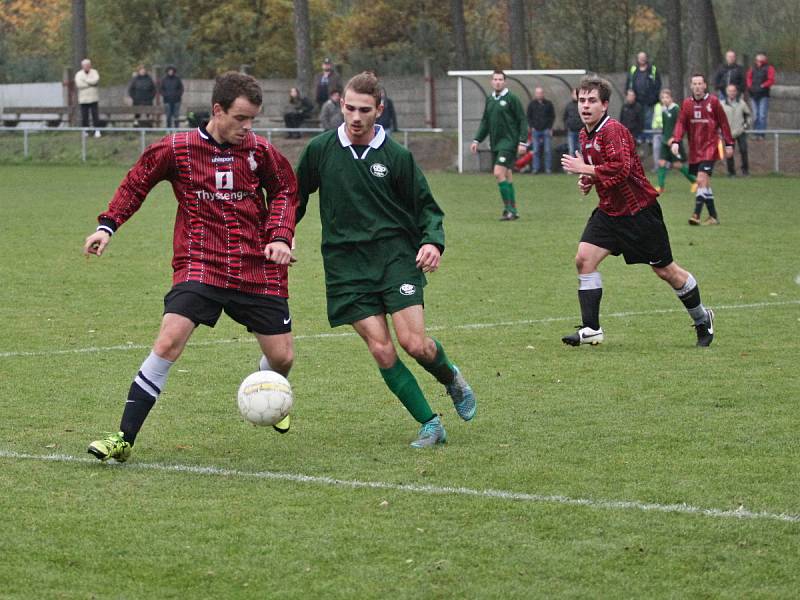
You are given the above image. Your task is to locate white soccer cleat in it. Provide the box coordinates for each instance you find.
[562,326,604,346]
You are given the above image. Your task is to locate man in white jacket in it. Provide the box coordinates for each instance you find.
[75,58,101,137]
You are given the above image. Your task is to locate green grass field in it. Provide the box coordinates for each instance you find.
[1,164,799,599]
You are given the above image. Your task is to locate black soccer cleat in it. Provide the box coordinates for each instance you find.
[695,309,715,347]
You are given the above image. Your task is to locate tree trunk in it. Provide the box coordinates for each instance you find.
[705,0,723,73]
[71,0,87,71]
[686,0,708,80]
[293,0,313,97]
[449,0,469,69]
[508,0,528,69]
[665,0,684,99]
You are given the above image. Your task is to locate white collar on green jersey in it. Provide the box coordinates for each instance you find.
[491,88,509,100]
[337,123,387,159]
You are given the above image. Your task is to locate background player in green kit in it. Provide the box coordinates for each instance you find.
[295,72,476,448]
[469,70,528,221]
[655,88,696,193]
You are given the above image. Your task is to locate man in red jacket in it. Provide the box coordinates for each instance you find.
[83,72,300,462]
[671,73,734,225]
[746,52,776,139]
[560,76,715,349]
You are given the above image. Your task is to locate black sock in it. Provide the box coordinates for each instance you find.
[578,288,602,330]
[694,196,704,215]
[120,381,157,445]
[705,194,717,219]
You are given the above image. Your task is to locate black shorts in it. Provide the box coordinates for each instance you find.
[163,282,291,335]
[580,204,674,268]
[689,161,715,176]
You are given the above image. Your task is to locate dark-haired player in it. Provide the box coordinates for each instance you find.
[84,72,299,462]
[296,72,476,448]
[470,70,528,220]
[671,73,734,225]
[560,76,715,348]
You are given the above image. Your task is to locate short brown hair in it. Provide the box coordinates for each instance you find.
[344,71,381,106]
[493,69,506,78]
[690,72,706,82]
[578,75,612,103]
[212,71,263,111]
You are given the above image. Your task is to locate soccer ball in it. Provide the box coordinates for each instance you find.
[237,371,293,426]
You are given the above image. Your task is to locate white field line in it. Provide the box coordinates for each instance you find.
[1,449,798,524]
[1,299,798,360]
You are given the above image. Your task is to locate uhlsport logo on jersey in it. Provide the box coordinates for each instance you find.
[370,163,388,178]
[399,283,416,296]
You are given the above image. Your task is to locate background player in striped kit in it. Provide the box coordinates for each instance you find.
[671,73,734,226]
[83,72,299,462]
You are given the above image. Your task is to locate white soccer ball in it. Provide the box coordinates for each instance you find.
[237,370,293,426]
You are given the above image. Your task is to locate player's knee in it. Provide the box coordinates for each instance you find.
[267,348,294,376]
[153,337,183,361]
[398,335,427,360]
[367,339,397,369]
[575,253,589,272]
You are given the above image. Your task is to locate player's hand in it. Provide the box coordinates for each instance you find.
[469,142,478,154]
[264,240,292,265]
[83,230,110,257]
[516,142,527,156]
[578,175,594,195]
[561,151,585,175]
[671,142,680,158]
[724,145,734,159]
[416,244,441,273]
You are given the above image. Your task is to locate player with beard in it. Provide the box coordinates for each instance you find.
[560,76,715,348]
[84,72,299,462]
[671,73,734,225]
[295,72,476,448]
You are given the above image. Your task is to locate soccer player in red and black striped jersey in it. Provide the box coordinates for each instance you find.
[83,72,299,462]
[560,76,715,348]
[671,73,734,225]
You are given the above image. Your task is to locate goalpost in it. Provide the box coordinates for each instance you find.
[448,70,586,173]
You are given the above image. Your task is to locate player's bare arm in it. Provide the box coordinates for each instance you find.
[83,230,111,257]
[415,244,441,273]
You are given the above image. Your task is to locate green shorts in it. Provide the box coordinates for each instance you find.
[493,149,516,168]
[327,275,425,327]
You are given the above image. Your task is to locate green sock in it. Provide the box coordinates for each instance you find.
[416,339,455,385]
[680,164,696,183]
[498,181,511,211]
[380,359,435,424]
[508,183,517,213]
[657,166,667,188]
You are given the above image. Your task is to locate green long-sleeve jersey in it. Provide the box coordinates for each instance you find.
[296,125,445,292]
[473,89,528,153]
[661,103,680,140]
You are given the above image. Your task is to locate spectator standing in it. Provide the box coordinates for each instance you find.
[128,65,157,125]
[746,52,776,139]
[283,87,313,138]
[526,87,555,174]
[314,57,343,110]
[626,51,661,142]
[563,88,582,157]
[619,89,644,143]
[319,89,343,131]
[722,84,751,176]
[376,88,398,136]
[713,50,745,99]
[160,66,184,129]
[75,58,101,138]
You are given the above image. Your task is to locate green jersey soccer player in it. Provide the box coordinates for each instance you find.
[470,70,528,220]
[296,72,476,448]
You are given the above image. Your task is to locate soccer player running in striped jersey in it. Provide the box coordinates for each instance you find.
[470,70,528,220]
[295,72,476,448]
[671,73,734,225]
[560,76,715,348]
[83,73,300,462]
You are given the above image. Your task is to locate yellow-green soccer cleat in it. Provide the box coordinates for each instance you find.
[87,432,131,463]
[273,414,291,434]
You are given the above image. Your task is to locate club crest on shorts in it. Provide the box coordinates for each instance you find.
[370,163,388,178]
[399,283,416,296]
[498,155,506,163]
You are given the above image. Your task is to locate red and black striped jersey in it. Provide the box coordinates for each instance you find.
[98,127,298,297]
[672,93,734,164]
[580,115,658,217]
